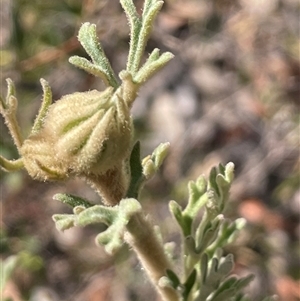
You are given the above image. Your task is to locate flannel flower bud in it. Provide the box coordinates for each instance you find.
[20,87,133,183]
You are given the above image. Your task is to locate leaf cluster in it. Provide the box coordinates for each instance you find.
[164,163,275,301]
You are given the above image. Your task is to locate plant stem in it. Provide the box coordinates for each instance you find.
[85,167,129,206]
[125,212,180,301]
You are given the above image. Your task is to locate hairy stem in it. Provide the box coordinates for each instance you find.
[85,167,129,206]
[125,212,180,301]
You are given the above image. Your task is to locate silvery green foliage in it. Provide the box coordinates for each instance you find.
[1,0,277,300]
[166,163,276,301]
[52,141,170,255]
[0,0,173,208]
[53,197,142,255]
[69,23,119,88]
[52,154,276,301]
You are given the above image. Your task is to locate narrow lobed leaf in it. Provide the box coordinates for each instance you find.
[5,78,16,102]
[126,141,144,198]
[76,23,118,88]
[31,79,53,134]
[76,205,116,226]
[134,52,174,84]
[69,56,113,87]
[52,214,76,231]
[53,193,93,209]
[183,269,197,300]
[224,162,235,183]
[218,254,234,276]
[120,0,142,72]
[234,274,255,291]
[211,287,236,301]
[166,269,181,289]
[200,253,209,284]
[95,228,124,255]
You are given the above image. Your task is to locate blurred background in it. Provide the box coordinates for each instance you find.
[1,0,299,300]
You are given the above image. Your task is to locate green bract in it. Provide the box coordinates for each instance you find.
[20,87,132,181]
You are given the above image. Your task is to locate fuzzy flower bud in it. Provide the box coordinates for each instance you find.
[20,87,133,182]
